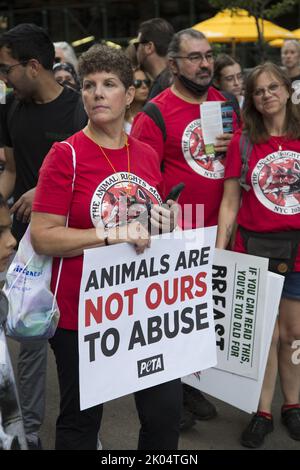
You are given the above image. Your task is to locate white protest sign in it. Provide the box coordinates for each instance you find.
[200,102,223,145]
[78,227,217,410]
[183,250,284,414]
[211,249,269,379]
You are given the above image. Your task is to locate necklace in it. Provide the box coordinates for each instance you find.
[98,134,131,177]
[86,125,130,173]
[270,135,285,157]
[85,124,132,193]
[96,132,132,197]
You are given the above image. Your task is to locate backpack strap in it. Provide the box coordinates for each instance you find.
[142,102,167,142]
[239,131,253,191]
[51,141,77,309]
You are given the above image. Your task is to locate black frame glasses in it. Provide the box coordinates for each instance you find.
[173,52,214,64]
[0,61,28,77]
[133,78,151,88]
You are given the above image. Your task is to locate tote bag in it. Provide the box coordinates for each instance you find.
[4,142,76,341]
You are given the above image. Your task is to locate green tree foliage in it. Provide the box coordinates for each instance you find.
[208,0,296,19]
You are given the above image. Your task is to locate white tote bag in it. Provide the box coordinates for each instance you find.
[4,142,76,341]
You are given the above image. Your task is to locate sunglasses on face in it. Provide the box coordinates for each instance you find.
[133,78,151,88]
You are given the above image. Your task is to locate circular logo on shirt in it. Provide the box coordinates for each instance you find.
[182,119,225,180]
[252,150,300,215]
[90,172,162,228]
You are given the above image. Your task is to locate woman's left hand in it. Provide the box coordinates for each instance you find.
[150,200,179,234]
[215,133,233,153]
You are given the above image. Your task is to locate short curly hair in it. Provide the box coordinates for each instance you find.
[78,44,133,89]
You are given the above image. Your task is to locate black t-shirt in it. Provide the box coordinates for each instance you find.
[0,86,87,241]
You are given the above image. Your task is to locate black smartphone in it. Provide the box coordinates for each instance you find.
[164,182,185,203]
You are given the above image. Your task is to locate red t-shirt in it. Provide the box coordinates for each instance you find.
[131,87,239,228]
[33,131,163,330]
[225,129,300,270]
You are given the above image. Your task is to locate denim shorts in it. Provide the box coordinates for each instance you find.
[281,272,300,300]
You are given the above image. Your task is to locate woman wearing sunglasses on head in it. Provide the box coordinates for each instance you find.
[124,68,151,134]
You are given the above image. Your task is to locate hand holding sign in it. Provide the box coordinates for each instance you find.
[214,133,233,153]
[150,183,184,235]
[108,220,151,254]
[150,200,179,234]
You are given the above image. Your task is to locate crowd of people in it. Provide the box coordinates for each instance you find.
[0,17,299,451]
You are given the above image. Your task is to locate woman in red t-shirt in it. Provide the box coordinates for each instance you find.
[30,44,180,450]
[217,63,300,448]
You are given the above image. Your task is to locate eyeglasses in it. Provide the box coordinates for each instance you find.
[173,52,214,64]
[253,83,284,98]
[133,78,151,88]
[0,61,28,77]
[133,41,149,51]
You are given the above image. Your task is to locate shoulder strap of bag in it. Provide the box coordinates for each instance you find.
[142,102,167,142]
[51,141,77,308]
[5,230,35,296]
[239,131,253,191]
[5,142,77,305]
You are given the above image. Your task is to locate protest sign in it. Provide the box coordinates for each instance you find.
[78,227,217,410]
[183,250,284,413]
[211,249,269,379]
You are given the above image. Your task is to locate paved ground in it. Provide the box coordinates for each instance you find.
[7,339,300,451]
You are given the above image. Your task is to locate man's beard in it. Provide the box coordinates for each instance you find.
[7,81,33,103]
[178,73,213,96]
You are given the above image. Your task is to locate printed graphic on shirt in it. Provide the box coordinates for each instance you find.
[182,119,225,179]
[252,151,300,215]
[90,172,162,228]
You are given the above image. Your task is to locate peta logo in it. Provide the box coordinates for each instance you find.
[137,354,164,378]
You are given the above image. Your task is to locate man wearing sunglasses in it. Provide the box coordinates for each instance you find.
[135,18,174,100]
[132,29,241,431]
[0,23,86,450]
